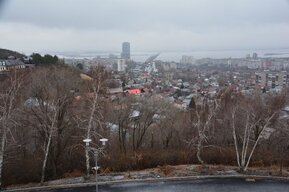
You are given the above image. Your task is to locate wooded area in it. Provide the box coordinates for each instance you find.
[0,65,289,187]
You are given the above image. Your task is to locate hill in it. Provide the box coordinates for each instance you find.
[0,48,25,59]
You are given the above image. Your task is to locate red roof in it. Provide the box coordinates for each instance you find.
[127,89,141,95]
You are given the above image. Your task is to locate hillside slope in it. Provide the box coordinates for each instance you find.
[0,48,25,59]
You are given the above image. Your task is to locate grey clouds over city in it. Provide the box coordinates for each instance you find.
[0,0,289,53]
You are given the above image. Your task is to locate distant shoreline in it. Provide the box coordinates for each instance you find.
[24,49,289,62]
[264,53,289,56]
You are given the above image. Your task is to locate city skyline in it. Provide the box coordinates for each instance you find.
[0,0,289,53]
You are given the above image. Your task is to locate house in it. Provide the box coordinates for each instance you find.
[0,60,7,72]
[126,89,141,95]
[0,59,26,73]
[107,87,124,100]
[108,87,123,95]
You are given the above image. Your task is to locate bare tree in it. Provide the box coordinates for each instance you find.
[24,67,81,183]
[40,99,59,184]
[231,93,284,172]
[269,116,289,175]
[189,96,220,165]
[115,100,131,154]
[131,98,157,151]
[0,74,22,187]
[79,66,108,179]
[155,101,182,149]
[107,96,133,154]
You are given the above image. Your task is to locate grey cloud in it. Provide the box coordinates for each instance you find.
[0,0,7,17]
[0,0,289,52]
[2,0,289,31]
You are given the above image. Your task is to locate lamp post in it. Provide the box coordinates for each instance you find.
[83,138,108,192]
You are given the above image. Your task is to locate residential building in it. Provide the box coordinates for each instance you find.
[256,70,289,89]
[117,59,127,72]
[0,59,26,73]
[180,55,196,65]
[121,42,130,60]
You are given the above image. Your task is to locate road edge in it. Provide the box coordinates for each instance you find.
[3,175,289,192]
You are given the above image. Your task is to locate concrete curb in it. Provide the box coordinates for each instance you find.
[3,175,289,192]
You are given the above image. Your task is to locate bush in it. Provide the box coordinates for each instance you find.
[101,149,191,172]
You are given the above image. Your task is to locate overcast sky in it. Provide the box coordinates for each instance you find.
[0,0,289,53]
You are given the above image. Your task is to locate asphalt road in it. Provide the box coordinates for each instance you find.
[43,178,289,192]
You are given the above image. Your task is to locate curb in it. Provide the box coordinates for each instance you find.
[3,175,289,192]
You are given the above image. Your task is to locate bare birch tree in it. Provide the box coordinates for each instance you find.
[189,96,220,165]
[80,66,108,179]
[231,93,285,172]
[232,107,275,172]
[24,67,81,183]
[0,74,22,187]
[40,99,59,184]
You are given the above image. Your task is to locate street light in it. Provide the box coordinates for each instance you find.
[100,138,108,146]
[83,138,92,146]
[94,138,108,192]
[83,138,108,192]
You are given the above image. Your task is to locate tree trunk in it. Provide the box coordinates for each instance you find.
[41,125,53,184]
[118,123,122,152]
[232,109,241,168]
[132,124,136,151]
[50,151,57,179]
[0,128,7,187]
[41,109,58,184]
[196,128,205,165]
[94,151,99,192]
[244,113,275,171]
[122,129,127,154]
[85,86,99,179]
[239,166,245,173]
[84,144,90,179]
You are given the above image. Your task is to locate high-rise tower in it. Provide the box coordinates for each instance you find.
[121,42,130,60]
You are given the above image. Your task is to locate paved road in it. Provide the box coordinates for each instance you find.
[43,178,289,192]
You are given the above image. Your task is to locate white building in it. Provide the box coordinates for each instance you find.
[0,60,7,72]
[117,59,126,72]
[180,55,196,65]
[152,62,158,73]
[0,59,26,72]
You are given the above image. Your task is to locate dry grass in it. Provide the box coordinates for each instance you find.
[158,165,175,176]
[62,169,83,178]
[103,149,192,172]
